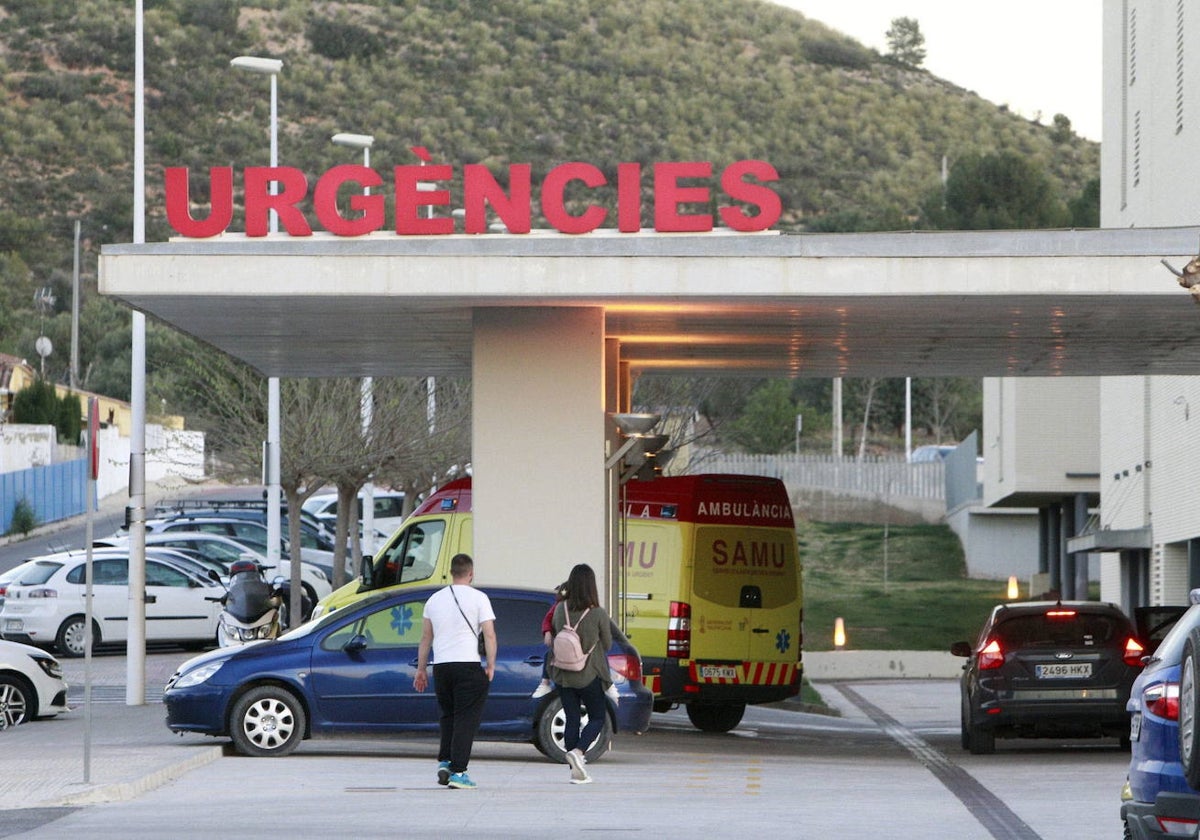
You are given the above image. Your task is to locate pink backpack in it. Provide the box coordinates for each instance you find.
[552,604,595,671]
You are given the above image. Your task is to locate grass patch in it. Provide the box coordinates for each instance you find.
[799,519,1012,651]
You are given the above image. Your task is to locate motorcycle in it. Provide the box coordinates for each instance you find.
[207,560,285,647]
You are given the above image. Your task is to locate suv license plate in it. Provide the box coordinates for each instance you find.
[1035,663,1092,678]
[1130,712,1142,742]
[698,665,738,680]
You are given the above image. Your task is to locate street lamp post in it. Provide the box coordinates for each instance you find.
[231,55,284,571]
[331,132,377,559]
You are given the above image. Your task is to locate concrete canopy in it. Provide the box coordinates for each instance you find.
[99,226,1200,379]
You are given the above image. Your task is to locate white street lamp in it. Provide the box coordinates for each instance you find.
[231,55,283,571]
[230,56,283,233]
[332,131,377,558]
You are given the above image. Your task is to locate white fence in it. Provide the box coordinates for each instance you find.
[695,452,946,501]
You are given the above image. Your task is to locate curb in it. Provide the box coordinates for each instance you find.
[48,745,225,808]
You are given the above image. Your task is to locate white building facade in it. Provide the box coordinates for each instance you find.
[992,1,1200,612]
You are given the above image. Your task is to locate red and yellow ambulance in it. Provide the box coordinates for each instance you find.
[617,474,802,731]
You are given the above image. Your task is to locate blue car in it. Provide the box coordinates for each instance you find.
[164,586,653,764]
[1123,593,1200,839]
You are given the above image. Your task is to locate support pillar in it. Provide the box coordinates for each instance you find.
[1073,493,1090,599]
[472,307,607,598]
[1048,504,1062,597]
[1061,499,1076,600]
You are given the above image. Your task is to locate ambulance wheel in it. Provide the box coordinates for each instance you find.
[534,695,612,764]
[685,701,745,733]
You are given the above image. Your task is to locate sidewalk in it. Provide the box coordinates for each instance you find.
[0,697,223,810]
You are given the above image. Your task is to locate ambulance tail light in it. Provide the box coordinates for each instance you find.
[668,601,691,658]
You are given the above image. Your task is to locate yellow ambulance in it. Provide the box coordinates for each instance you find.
[312,474,803,732]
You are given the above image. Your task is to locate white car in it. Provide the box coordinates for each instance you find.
[0,639,69,728]
[95,532,332,609]
[0,550,225,657]
[302,489,407,537]
[128,516,340,578]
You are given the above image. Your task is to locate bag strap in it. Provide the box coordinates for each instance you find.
[448,585,478,636]
[561,604,591,630]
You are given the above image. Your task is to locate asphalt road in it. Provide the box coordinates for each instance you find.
[3,659,1131,840]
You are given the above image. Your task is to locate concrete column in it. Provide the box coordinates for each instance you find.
[1038,508,1050,574]
[1048,504,1062,597]
[1074,492,1090,599]
[1061,499,1076,600]
[472,307,606,597]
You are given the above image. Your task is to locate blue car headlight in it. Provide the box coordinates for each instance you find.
[173,661,224,689]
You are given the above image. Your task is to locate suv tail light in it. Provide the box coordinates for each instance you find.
[607,652,642,683]
[667,601,691,658]
[978,639,1004,670]
[1144,682,1180,721]
[1155,815,1198,835]
[1123,637,1147,668]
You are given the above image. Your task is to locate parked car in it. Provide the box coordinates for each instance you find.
[1122,593,1200,839]
[95,531,330,619]
[301,489,407,537]
[115,516,338,582]
[0,639,69,728]
[164,586,653,763]
[0,550,225,657]
[909,444,956,463]
[153,498,336,546]
[0,560,41,613]
[951,600,1145,755]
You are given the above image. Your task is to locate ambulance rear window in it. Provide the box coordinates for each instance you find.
[691,525,798,608]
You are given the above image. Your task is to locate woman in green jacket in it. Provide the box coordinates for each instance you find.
[548,563,612,785]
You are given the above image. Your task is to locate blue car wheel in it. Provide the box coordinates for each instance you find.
[230,685,306,757]
[535,695,612,765]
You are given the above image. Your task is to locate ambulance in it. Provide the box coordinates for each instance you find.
[311,474,803,732]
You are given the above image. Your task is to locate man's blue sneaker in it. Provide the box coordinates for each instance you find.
[437,761,451,786]
[447,772,477,790]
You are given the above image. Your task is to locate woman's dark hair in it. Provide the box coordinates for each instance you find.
[564,563,599,611]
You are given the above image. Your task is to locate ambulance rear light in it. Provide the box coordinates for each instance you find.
[667,601,691,658]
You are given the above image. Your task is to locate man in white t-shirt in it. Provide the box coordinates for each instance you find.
[414,553,497,790]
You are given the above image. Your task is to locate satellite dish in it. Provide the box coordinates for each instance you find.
[35,336,52,358]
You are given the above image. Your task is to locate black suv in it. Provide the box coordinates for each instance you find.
[951,600,1145,754]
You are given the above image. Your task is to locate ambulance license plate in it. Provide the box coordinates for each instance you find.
[699,665,738,680]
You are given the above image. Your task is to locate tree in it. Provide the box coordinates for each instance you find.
[854,378,881,460]
[11,378,59,427]
[726,380,797,454]
[886,17,926,67]
[930,152,1071,230]
[1068,178,1100,228]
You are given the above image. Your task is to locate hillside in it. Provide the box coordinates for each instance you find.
[0,0,1099,404]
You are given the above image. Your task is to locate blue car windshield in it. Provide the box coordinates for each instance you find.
[1149,603,1200,667]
